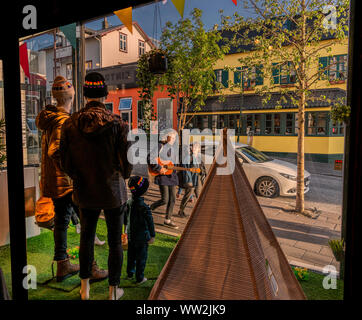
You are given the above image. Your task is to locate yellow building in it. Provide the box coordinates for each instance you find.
[185,39,347,163]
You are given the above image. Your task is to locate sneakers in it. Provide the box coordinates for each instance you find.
[136,277,147,285]
[164,219,179,229]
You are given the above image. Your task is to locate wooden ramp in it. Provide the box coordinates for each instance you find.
[148,130,306,300]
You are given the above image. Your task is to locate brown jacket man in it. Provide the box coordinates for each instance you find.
[36,104,73,199]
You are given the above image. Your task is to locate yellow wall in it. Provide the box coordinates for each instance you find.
[213,39,348,95]
[200,135,344,154]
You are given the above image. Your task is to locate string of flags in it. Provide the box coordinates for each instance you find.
[113,0,238,30]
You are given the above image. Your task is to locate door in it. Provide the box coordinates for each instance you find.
[157,98,173,132]
[121,111,132,130]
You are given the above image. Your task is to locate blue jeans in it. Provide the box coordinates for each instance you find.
[79,207,123,286]
[52,192,75,261]
[127,241,148,282]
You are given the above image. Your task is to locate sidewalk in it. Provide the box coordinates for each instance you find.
[273,157,343,177]
[131,165,341,275]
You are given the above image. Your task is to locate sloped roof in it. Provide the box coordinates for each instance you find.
[188,88,346,113]
[148,130,306,300]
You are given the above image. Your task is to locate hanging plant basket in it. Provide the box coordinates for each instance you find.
[148,50,168,75]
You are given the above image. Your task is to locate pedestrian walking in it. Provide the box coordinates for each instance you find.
[148,130,179,229]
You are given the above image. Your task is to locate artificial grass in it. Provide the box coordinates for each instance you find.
[0,219,344,300]
[0,218,178,300]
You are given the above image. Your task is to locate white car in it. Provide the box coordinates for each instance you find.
[202,142,311,198]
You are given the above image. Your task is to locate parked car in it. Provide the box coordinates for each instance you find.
[202,142,311,198]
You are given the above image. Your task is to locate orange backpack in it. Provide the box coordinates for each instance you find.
[35,196,55,230]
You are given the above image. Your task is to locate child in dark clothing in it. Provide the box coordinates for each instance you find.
[125,176,155,284]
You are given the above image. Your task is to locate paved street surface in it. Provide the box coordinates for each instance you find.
[131,161,343,275]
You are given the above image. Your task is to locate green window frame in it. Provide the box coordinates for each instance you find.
[244,114,262,135]
[330,119,344,136]
[234,65,263,88]
[319,55,347,81]
[214,69,229,88]
[306,112,328,136]
[272,62,296,85]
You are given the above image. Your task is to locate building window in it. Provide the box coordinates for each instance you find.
[265,114,272,134]
[119,33,127,52]
[138,40,145,56]
[307,112,327,135]
[214,69,229,88]
[245,114,262,135]
[85,60,93,71]
[319,55,347,82]
[331,120,344,135]
[254,114,261,134]
[272,62,296,85]
[104,102,113,112]
[66,63,72,80]
[274,114,281,134]
[285,113,294,135]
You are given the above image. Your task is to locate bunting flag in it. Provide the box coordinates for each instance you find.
[114,7,133,34]
[232,0,237,5]
[59,23,77,48]
[171,0,185,18]
[19,42,30,79]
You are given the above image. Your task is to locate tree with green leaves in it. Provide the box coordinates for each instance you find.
[221,0,349,215]
[137,8,229,134]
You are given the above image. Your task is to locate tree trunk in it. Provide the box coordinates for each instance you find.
[296,90,305,214]
[296,0,306,214]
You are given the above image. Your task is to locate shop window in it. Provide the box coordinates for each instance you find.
[218,115,225,128]
[246,114,253,133]
[265,114,272,135]
[331,120,344,136]
[254,114,261,134]
[274,114,281,134]
[119,33,127,52]
[307,112,327,135]
[285,113,294,135]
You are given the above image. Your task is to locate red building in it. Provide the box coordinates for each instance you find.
[91,62,178,131]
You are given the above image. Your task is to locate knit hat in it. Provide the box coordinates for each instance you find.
[52,76,74,100]
[128,176,149,197]
[83,72,108,98]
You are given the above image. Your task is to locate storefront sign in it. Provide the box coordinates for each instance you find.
[95,64,138,88]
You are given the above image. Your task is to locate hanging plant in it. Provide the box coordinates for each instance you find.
[136,49,170,134]
[148,49,168,75]
[331,97,351,124]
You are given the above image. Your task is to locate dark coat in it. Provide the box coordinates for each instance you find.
[147,142,178,186]
[124,196,155,243]
[36,105,73,199]
[59,101,132,209]
[179,153,205,188]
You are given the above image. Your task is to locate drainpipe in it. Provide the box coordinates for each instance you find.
[94,35,102,69]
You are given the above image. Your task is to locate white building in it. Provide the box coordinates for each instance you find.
[40,21,155,97]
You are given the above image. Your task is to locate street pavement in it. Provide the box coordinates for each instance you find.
[131,161,343,275]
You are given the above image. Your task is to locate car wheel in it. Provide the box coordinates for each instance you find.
[255,177,279,198]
